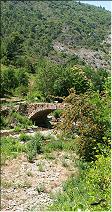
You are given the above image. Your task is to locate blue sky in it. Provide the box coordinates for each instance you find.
[80,1,111,11]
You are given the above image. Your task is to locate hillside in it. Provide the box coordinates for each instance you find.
[1,1,111,70]
[1,1,111,211]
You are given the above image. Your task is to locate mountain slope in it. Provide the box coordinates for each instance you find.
[1,1,111,69]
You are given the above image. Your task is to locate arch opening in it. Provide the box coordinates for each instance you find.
[30,109,55,128]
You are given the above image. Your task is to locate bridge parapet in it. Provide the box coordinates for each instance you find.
[27,103,65,119]
[1,102,66,120]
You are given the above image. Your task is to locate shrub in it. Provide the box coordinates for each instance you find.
[26,133,43,162]
[1,65,29,97]
[36,184,45,193]
[26,91,44,102]
[1,136,24,164]
[1,67,17,97]
[14,126,21,132]
[9,111,32,129]
[19,133,31,142]
[53,109,63,119]
[43,136,77,153]
[60,80,110,161]
[14,85,28,97]
[48,154,111,211]
[43,138,64,153]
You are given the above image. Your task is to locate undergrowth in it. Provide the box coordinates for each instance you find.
[48,154,111,211]
[1,136,25,165]
[1,133,111,211]
[1,111,33,130]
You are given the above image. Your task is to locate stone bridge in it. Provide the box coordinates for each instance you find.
[18,103,65,126]
[1,102,65,127]
[28,103,64,123]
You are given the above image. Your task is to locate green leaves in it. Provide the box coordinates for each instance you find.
[1,66,29,97]
[1,1,110,67]
[5,32,24,65]
[48,154,111,211]
[60,77,110,161]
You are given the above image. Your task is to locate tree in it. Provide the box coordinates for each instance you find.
[6,32,24,65]
[1,67,17,97]
[60,77,110,161]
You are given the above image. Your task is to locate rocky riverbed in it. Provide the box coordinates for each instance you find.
[1,151,78,211]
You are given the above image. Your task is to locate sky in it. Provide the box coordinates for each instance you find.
[80,1,111,11]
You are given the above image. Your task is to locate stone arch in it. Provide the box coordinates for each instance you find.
[29,108,56,127]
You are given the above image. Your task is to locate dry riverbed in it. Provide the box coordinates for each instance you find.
[1,151,78,211]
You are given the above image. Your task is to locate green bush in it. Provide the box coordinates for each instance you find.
[19,133,31,142]
[60,78,110,161]
[0,115,7,129]
[1,65,29,97]
[14,85,28,97]
[1,136,25,164]
[48,154,111,211]
[26,133,44,162]
[14,126,21,132]
[44,139,64,153]
[43,136,77,153]
[26,91,44,102]
[1,66,17,97]
[3,111,33,130]
[53,109,63,119]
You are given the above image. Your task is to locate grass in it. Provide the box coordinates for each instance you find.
[1,180,13,189]
[53,109,63,119]
[25,133,44,162]
[43,136,77,153]
[1,111,33,130]
[48,155,111,211]
[36,184,45,193]
[2,180,31,191]
[62,159,69,168]
[15,181,32,189]
[1,136,25,164]
[1,132,110,211]
[1,133,77,164]
[37,163,45,172]
[44,153,55,160]
[19,133,31,142]
[14,126,21,132]
[26,171,33,177]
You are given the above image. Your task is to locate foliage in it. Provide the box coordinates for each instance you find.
[1,66,17,97]
[1,1,110,67]
[35,59,63,97]
[4,32,24,65]
[1,136,25,164]
[36,64,90,98]
[36,184,45,193]
[26,90,45,103]
[53,109,63,119]
[69,65,91,94]
[1,65,29,97]
[19,133,31,142]
[14,85,28,97]
[25,133,44,162]
[48,154,111,211]
[35,63,110,98]
[60,77,110,161]
[1,111,32,130]
[14,126,21,132]
[43,136,76,153]
[1,59,110,100]
[83,66,110,92]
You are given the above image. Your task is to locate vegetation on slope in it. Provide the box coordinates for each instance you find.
[48,69,111,211]
[1,1,111,211]
[1,1,111,68]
